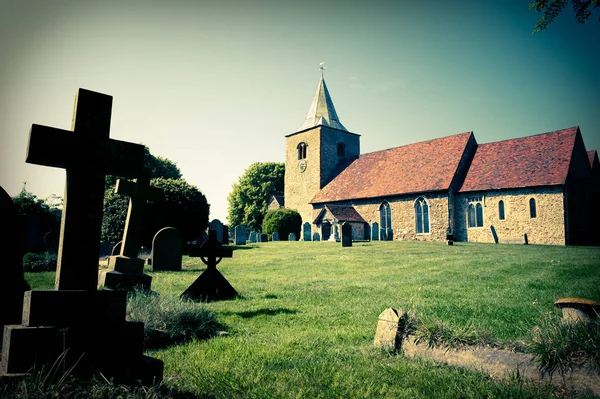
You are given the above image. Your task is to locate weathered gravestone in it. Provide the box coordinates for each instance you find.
[249,231,257,243]
[288,232,297,241]
[0,89,162,383]
[234,225,247,245]
[151,227,182,271]
[490,225,499,244]
[371,222,379,241]
[260,233,268,242]
[99,168,162,291]
[210,219,224,244]
[313,232,320,241]
[223,225,229,244]
[374,308,407,351]
[0,186,31,349]
[341,222,352,247]
[272,232,279,241]
[328,224,340,242]
[43,230,59,253]
[182,230,237,302]
[302,222,312,241]
[111,241,123,256]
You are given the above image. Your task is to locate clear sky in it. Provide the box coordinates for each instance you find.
[1,0,599,224]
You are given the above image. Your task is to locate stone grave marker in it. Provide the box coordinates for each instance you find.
[151,227,182,271]
[234,225,247,245]
[302,222,312,241]
[313,232,320,241]
[272,232,280,241]
[43,230,59,253]
[249,231,257,243]
[490,225,499,244]
[0,186,31,349]
[223,225,229,244]
[260,233,268,242]
[111,241,122,256]
[210,219,224,244]
[289,232,297,241]
[374,308,406,351]
[329,224,340,242]
[524,233,529,245]
[371,222,379,241]
[1,88,162,383]
[182,230,237,302]
[341,222,352,247]
[99,168,162,291]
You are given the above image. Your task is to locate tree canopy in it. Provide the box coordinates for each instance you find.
[105,146,182,189]
[227,162,285,231]
[262,208,301,241]
[530,0,600,33]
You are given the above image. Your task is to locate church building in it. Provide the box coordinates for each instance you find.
[281,74,598,246]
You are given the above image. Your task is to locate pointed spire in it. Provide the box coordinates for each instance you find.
[298,65,348,132]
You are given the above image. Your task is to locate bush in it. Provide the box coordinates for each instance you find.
[262,208,302,241]
[23,252,58,272]
[127,291,220,349]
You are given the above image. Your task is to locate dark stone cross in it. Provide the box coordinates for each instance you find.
[181,230,237,302]
[26,89,145,291]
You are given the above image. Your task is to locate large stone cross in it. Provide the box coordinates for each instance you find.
[116,169,162,259]
[26,89,145,291]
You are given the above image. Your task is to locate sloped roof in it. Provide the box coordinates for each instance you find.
[311,132,474,203]
[270,195,284,207]
[297,77,347,132]
[459,127,579,192]
[588,150,598,168]
[323,205,366,223]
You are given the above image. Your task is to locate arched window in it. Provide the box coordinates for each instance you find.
[498,200,505,220]
[379,201,392,239]
[468,204,476,228]
[466,196,484,228]
[337,143,346,157]
[297,142,307,160]
[476,203,483,227]
[415,197,430,234]
[529,198,537,218]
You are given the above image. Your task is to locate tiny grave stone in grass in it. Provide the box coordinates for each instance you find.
[181,230,237,302]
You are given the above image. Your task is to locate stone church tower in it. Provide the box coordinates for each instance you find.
[284,72,360,224]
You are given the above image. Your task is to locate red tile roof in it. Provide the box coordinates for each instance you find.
[588,150,598,168]
[459,127,579,192]
[311,132,474,203]
[323,205,366,223]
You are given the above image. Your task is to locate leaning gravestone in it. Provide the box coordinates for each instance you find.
[111,241,123,256]
[302,222,312,241]
[210,219,224,244]
[0,186,31,349]
[289,232,297,241]
[313,232,320,241]
[371,222,379,241]
[151,227,182,271]
[341,222,352,247]
[234,225,247,245]
[272,232,279,241]
[0,89,162,383]
[99,168,162,291]
[374,308,407,351]
[249,231,257,243]
[490,225,499,244]
[182,230,237,302]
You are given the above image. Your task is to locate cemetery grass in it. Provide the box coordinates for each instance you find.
[26,241,600,398]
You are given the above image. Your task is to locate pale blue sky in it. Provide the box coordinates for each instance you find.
[1,0,598,224]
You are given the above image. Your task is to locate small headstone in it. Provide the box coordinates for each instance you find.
[312,232,320,241]
[111,241,123,256]
[341,222,352,247]
[43,230,59,253]
[151,227,182,271]
[374,308,406,351]
[272,232,279,241]
[490,225,499,244]
[446,239,454,246]
[222,225,229,244]
[524,233,529,245]
[302,222,312,241]
[249,231,257,243]
[210,219,224,244]
[260,233,268,242]
[234,225,247,245]
[371,222,379,241]
[288,232,297,241]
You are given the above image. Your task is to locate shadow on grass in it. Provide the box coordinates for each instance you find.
[221,307,298,319]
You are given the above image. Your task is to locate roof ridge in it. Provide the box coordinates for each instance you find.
[359,131,473,157]
[476,126,579,146]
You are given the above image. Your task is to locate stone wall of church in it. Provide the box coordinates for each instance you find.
[454,187,566,245]
[319,127,360,187]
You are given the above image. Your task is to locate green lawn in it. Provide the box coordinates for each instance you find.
[26,241,600,398]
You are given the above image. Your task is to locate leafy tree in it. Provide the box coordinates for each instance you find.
[105,146,182,189]
[227,162,285,231]
[530,0,600,33]
[262,208,302,241]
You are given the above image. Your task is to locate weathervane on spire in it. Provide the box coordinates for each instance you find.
[319,62,326,78]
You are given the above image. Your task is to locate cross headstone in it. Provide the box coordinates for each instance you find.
[312,232,320,241]
[234,225,247,245]
[374,308,406,351]
[341,222,352,247]
[249,231,257,243]
[302,222,312,241]
[151,227,182,271]
[99,168,162,291]
[329,224,340,242]
[371,222,379,241]
[182,230,237,302]
[210,219,224,244]
[288,232,296,241]
[272,232,280,241]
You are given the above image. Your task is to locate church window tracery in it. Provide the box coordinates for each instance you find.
[415,197,430,234]
[379,201,392,239]
[467,197,484,228]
